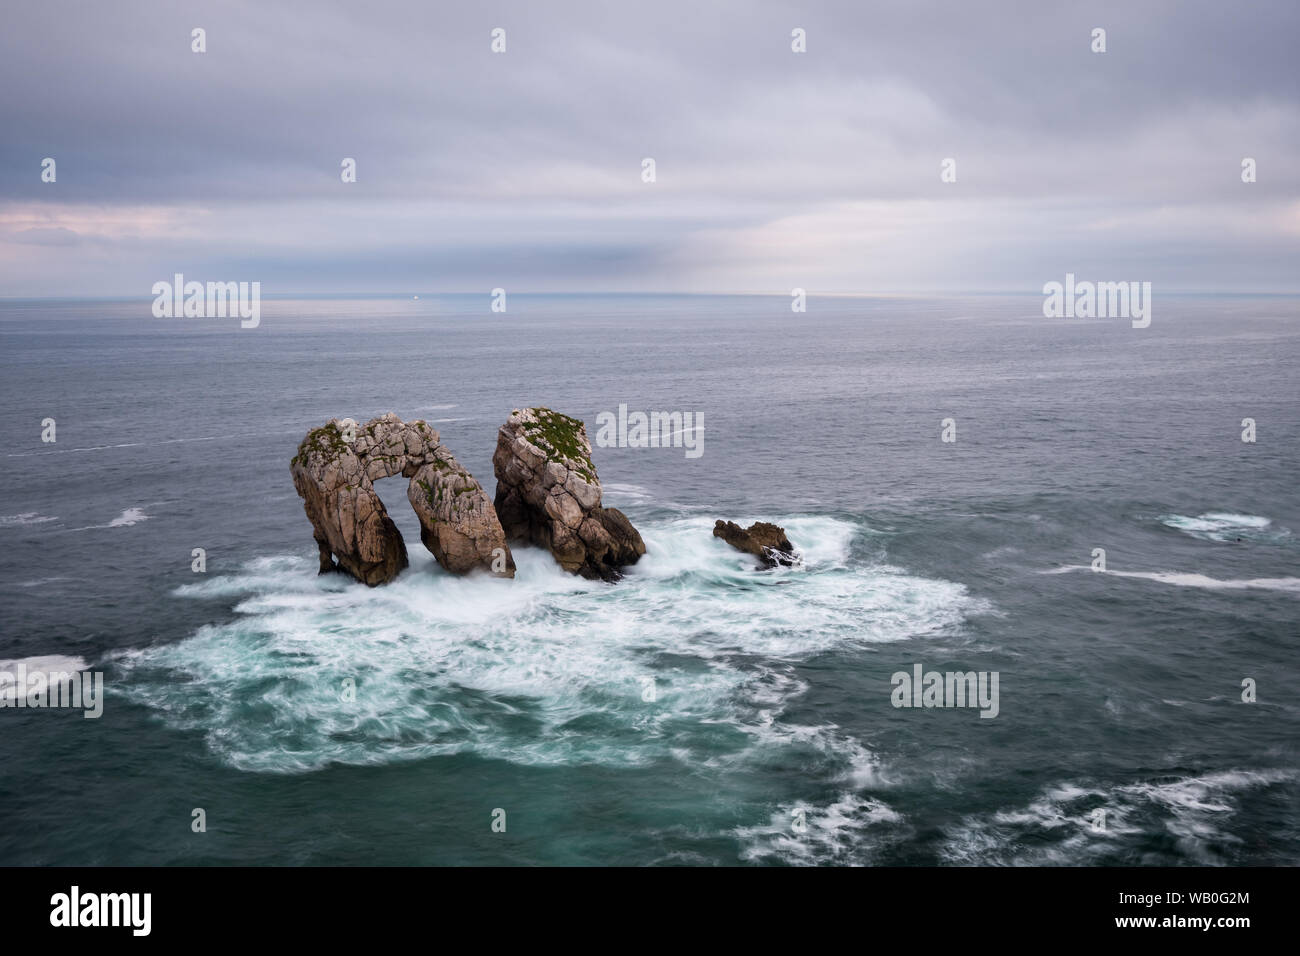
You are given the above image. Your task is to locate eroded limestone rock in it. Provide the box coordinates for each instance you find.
[493,407,645,580]
[409,454,515,577]
[713,520,798,569]
[291,413,512,585]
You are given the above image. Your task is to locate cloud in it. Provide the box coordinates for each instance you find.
[1,0,1297,294]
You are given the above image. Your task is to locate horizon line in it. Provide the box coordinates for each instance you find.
[3,289,1300,302]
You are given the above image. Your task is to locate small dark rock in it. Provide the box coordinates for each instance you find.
[713,520,798,568]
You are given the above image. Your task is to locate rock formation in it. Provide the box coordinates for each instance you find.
[408,453,515,577]
[493,407,645,580]
[291,407,646,586]
[713,520,798,568]
[291,413,513,585]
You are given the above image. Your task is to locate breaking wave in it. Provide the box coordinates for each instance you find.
[737,793,908,866]
[107,516,990,774]
[941,770,1296,866]
[1044,565,1300,593]
[1160,512,1288,543]
[0,512,58,527]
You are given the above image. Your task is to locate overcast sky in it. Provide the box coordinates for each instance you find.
[1,0,1296,295]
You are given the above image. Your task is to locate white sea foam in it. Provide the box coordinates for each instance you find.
[0,655,90,704]
[1160,512,1286,543]
[1044,565,1300,593]
[736,793,907,865]
[941,769,1296,865]
[0,512,58,527]
[68,507,152,532]
[108,508,149,527]
[109,515,989,774]
[0,654,88,672]
[4,435,252,457]
[601,482,654,503]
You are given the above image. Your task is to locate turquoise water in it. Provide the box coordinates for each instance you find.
[1,293,1297,864]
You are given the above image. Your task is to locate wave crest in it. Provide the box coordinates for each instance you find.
[109,516,989,774]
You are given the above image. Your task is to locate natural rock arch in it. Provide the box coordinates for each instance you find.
[291,413,514,585]
[291,407,645,586]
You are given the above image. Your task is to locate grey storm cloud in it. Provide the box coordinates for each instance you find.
[1,0,1297,294]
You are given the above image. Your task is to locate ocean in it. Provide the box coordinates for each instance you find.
[1,292,1297,865]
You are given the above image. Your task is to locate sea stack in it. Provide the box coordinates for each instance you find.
[291,413,513,585]
[492,407,645,580]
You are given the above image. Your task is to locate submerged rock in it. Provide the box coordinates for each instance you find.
[713,520,798,568]
[291,413,512,585]
[493,407,645,580]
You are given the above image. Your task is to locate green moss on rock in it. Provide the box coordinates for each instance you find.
[292,422,348,467]
[522,408,597,482]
